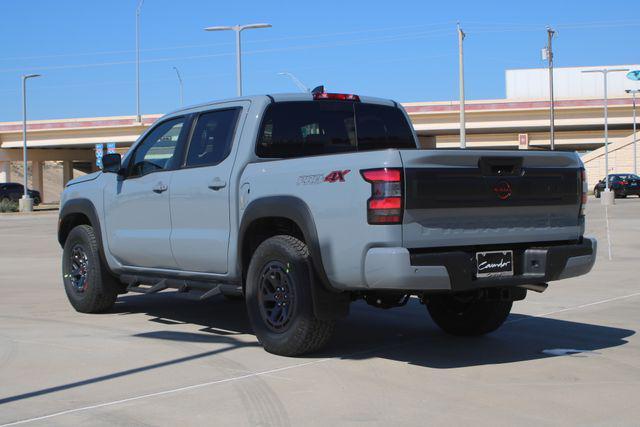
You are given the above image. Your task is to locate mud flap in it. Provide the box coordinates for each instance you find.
[309,268,350,320]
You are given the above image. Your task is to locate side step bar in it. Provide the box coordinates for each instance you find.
[127,279,169,294]
[121,274,242,300]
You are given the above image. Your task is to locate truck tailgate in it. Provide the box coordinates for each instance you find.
[400,150,583,249]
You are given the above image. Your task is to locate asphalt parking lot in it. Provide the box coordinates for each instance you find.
[1,197,639,426]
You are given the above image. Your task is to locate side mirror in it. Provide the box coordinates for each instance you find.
[102,153,122,174]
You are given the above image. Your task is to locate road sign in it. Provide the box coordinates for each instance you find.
[627,70,640,81]
[518,133,529,150]
[107,143,116,154]
[95,143,104,168]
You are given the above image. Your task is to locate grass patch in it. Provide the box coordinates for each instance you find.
[0,199,19,213]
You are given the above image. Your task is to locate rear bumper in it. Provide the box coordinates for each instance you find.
[363,238,597,292]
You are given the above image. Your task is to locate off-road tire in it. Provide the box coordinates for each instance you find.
[426,294,512,336]
[62,225,118,313]
[245,235,335,356]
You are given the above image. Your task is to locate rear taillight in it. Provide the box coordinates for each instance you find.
[313,92,361,101]
[579,168,587,217]
[361,168,403,224]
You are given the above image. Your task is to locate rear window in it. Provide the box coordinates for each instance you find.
[256,101,416,158]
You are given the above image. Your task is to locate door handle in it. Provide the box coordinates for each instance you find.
[152,182,168,193]
[208,178,227,191]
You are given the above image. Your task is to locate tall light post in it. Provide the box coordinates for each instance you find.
[457,22,466,149]
[204,23,272,96]
[626,70,640,175]
[173,66,184,107]
[545,27,556,150]
[582,68,629,204]
[135,0,144,123]
[277,72,309,92]
[20,74,41,212]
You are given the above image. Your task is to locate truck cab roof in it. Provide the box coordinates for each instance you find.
[164,92,399,118]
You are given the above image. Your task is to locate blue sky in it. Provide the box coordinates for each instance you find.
[0,0,637,121]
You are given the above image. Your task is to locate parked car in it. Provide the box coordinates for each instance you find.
[593,174,640,198]
[57,90,596,356]
[0,182,41,205]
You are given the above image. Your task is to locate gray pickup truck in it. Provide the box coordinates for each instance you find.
[58,90,596,356]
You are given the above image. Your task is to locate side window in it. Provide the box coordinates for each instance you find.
[130,118,185,177]
[184,108,240,168]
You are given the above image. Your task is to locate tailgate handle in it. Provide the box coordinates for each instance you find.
[478,157,523,176]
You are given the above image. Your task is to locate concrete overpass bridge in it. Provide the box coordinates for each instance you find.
[0,115,160,201]
[405,97,637,151]
[1,96,638,201]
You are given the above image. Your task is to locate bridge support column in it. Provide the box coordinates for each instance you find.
[62,161,73,186]
[32,160,44,202]
[0,161,10,183]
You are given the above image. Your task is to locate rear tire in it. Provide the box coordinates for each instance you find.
[245,235,335,356]
[426,293,512,336]
[62,225,118,313]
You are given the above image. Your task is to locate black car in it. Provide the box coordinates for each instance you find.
[594,174,640,198]
[0,182,41,205]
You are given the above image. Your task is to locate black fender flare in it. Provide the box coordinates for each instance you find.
[58,198,116,277]
[238,196,349,320]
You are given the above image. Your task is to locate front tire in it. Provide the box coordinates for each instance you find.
[62,225,118,313]
[426,293,512,336]
[245,235,335,356]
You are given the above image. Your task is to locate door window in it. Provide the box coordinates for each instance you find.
[130,118,185,177]
[184,108,241,168]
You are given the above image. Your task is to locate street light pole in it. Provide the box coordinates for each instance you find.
[626,89,638,175]
[173,66,184,107]
[457,22,466,149]
[235,29,242,97]
[204,23,272,97]
[546,27,556,150]
[277,72,309,92]
[135,0,144,123]
[582,68,629,204]
[21,74,41,212]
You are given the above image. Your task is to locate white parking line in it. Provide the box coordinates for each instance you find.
[0,358,333,427]
[506,291,640,324]
[4,290,640,426]
[605,205,613,260]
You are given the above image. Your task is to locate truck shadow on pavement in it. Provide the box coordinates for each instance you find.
[114,292,634,369]
[0,293,633,407]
